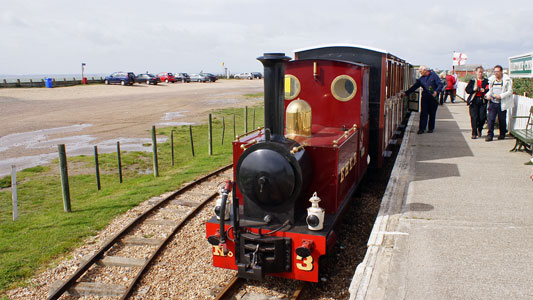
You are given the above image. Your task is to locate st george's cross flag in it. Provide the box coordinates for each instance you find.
[453,52,468,66]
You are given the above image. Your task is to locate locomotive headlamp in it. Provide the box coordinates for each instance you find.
[306,192,325,231]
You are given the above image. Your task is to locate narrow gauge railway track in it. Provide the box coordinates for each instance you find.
[214,276,306,300]
[47,164,232,300]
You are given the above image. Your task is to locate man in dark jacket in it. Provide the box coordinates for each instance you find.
[465,66,489,139]
[402,65,443,134]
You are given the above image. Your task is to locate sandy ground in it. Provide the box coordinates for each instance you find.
[0,80,263,176]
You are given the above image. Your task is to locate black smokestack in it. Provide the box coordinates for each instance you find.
[257,53,291,140]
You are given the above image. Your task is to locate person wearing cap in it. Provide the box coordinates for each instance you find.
[402,65,443,134]
[485,65,513,141]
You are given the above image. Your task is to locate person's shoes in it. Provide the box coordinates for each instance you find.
[497,135,505,140]
[427,129,433,133]
[471,135,477,139]
[417,130,425,134]
[485,136,493,142]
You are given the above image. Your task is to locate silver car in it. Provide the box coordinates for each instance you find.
[189,74,208,82]
[234,72,253,80]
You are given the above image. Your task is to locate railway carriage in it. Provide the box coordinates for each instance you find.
[206,45,416,282]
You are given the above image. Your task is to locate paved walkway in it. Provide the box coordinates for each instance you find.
[350,101,533,300]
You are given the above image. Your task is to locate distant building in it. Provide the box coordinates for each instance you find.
[454,64,482,77]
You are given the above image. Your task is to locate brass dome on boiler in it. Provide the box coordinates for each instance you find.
[285,99,312,137]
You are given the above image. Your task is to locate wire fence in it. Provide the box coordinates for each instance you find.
[4,106,260,219]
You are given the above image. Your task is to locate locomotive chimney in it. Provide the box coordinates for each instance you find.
[257,53,291,140]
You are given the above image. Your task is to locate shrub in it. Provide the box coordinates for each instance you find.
[512,78,533,96]
[459,74,474,82]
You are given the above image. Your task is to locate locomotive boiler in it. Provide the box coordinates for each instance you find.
[206,45,415,282]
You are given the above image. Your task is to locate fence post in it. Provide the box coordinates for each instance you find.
[94,146,101,190]
[171,130,175,166]
[189,125,195,157]
[222,116,225,145]
[29,79,33,87]
[151,126,159,177]
[3,79,7,88]
[58,144,71,212]
[11,165,18,221]
[117,142,123,183]
[245,106,248,133]
[208,113,213,155]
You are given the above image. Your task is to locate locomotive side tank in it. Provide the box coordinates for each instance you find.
[206,53,370,282]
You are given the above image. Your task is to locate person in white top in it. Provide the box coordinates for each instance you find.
[485,65,513,141]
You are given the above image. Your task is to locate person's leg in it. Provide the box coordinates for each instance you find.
[478,102,487,136]
[486,102,497,140]
[419,97,429,132]
[428,97,438,131]
[469,103,479,137]
[498,106,507,138]
[451,89,456,103]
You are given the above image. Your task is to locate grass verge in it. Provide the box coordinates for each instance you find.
[0,105,264,293]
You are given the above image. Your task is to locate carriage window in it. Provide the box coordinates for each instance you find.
[284,75,301,100]
[331,75,357,101]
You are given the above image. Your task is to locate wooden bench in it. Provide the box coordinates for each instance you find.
[510,105,533,164]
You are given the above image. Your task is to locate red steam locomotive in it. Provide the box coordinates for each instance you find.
[206,45,416,282]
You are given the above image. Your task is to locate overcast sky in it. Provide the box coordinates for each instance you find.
[1,0,532,75]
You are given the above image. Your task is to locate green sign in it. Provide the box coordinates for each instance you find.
[509,54,533,78]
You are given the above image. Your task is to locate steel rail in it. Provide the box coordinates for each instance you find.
[121,189,219,299]
[289,282,307,300]
[47,163,232,300]
[214,276,306,300]
[214,276,245,300]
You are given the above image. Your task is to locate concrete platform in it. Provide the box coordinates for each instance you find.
[350,102,533,300]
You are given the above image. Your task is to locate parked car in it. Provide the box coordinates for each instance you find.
[234,72,253,80]
[135,73,159,85]
[200,72,217,82]
[176,73,191,83]
[251,72,262,79]
[157,72,177,83]
[104,72,136,85]
[189,74,208,82]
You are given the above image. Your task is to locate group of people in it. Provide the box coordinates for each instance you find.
[440,70,457,104]
[402,65,513,141]
[465,65,514,140]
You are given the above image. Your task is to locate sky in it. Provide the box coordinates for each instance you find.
[1,0,532,76]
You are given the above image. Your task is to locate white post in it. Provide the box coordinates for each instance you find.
[11,165,18,221]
